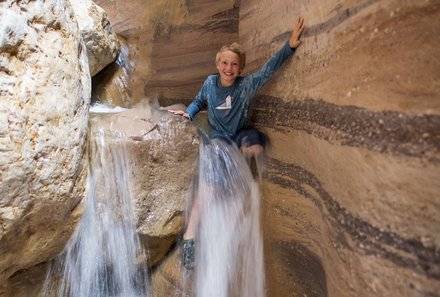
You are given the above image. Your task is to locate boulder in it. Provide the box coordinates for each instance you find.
[70,0,120,76]
[90,104,199,266]
[0,0,90,282]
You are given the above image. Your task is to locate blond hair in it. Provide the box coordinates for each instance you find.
[215,42,246,71]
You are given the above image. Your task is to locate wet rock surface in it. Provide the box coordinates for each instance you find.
[90,106,199,266]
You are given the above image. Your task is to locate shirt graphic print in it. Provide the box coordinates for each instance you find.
[216,95,232,110]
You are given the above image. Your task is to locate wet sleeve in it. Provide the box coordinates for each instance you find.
[186,80,209,120]
[246,42,296,96]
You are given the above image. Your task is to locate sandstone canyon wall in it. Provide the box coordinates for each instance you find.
[239,1,440,296]
[93,0,239,105]
[0,0,438,297]
[126,0,438,296]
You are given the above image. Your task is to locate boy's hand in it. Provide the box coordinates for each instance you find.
[168,109,191,120]
[289,16,305,48]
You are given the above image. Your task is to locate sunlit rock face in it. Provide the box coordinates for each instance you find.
[70,0,120,76]
[0,0,90,283]
[239,1,440,296]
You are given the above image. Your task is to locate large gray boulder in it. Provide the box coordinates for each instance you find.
[0,0,91,282]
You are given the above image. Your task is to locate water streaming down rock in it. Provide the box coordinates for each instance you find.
[187,136,265,297]
[43,126,150,297]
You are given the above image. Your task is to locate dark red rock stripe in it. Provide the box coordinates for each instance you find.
[250,95,440,162]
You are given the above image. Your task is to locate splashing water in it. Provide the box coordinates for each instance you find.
[43,129,149,297]
[188,136,265,297]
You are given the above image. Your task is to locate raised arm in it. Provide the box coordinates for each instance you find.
[244,17,305,96]
[289,16,305,49]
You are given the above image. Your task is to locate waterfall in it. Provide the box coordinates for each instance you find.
[43,127,149,297]
[186,137,266,297]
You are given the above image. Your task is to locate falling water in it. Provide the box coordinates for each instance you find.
[43,124,149,297]
[187,135,266,297]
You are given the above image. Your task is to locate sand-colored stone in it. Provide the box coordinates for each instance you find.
[151,0,440,296]
[150,247,194,297]
[239,0,440,296]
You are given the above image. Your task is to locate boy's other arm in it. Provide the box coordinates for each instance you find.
[168,78,210,120]
[168,109,191,120]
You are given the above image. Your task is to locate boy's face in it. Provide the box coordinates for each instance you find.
[216,50,241,87]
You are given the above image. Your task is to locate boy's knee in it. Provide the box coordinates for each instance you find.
[241,144,264,157]
[234,128,266,151]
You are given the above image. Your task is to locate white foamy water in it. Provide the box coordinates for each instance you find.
[89,103,128,114]
[188,137,266,297]
[43,129,149,297]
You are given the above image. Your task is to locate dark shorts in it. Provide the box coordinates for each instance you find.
[232,128,266,149]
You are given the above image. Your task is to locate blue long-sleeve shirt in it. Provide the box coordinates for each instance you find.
[186,42,295,139]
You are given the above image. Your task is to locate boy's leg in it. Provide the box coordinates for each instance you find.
[241,143,264,157]
[234,128,266,157]
[183,197,201,240]
[182,195,200,269]
[234,128,266,178]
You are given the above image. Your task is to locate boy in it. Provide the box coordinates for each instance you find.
[169,17,304,159]
[169,17,305,268]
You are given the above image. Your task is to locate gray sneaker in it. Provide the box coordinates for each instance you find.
[182,238,196,269]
